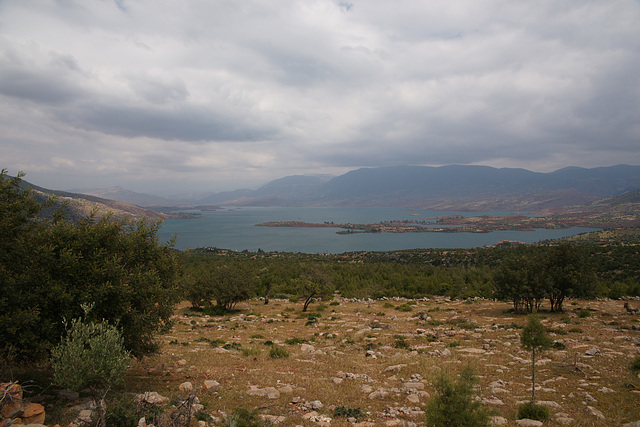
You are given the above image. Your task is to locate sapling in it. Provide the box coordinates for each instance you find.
[520,315,553,405]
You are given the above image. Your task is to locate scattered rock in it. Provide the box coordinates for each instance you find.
[585,347,600,356]
[135,391,169,406]
[384,364,408,373]
[301,344,316,354]
[515,419,543,427]
[203,380,220,392]
[331,377,343,384]
[482,397,504,405]
[368,390,389,399]
[586,405,605,419]
[179,381,193,392]
[490,416,508,425]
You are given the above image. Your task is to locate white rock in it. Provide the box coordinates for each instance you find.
[490,416,508,425]
[179,381,193,392]
[515,419,543,427]
[586,406,605,419]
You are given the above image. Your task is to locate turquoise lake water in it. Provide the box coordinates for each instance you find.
[157,206,597,253]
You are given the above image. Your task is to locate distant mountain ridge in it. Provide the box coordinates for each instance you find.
[72,164,640,212]
[22,181,166,221]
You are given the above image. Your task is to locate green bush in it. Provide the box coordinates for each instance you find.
[395,303,413,312]
[393,338,411,350]
[52,315,130,427]
[0,172,179,360]
[631,355,640,372]
[269,345,290,359]
[241,346,261,357]
[425,366,489,427]
[334,406,363,420]
[517,402,549,421]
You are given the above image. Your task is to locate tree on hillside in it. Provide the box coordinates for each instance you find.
[494,253,547,313]
[520,316,553,406]
[297,263,333,312]
[184,259,256,311]
[544,242,596,312]
[0,171,180,360]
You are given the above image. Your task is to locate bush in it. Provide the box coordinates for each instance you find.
[334,406,363,420]
[51,315,130,427]
[269,345,290,359]
[0,171,180,360]
[517,402,549,421]
[395,304,413,312]
[631,355,640,372]
[424,366,489,427]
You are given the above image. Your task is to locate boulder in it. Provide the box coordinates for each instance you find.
[135,391,169,406]
[179,381,193,392]
[0,382,23,419]
[21,402,46,425]
[203,380,221,392]
[515,420,543,427]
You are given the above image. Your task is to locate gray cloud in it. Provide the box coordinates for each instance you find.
[0,0,639,193]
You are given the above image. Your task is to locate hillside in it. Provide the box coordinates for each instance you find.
[21,180,166,222]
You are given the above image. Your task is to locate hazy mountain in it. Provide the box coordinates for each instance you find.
[66,165,640,212]
[205,164,640,211]
[70,186,174,207]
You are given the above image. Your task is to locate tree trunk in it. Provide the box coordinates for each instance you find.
[531,348,536,405]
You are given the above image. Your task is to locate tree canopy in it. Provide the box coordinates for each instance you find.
[0,171,179,360]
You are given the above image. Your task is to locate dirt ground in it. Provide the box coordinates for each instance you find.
[125,298,640,426]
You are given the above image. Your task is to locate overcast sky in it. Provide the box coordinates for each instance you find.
[1,0,640,195]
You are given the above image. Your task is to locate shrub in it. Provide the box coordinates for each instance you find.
[424,366,490,427]
[284,337,305,345]
[393,339,411,350]
[269,345,290,359]
[631,355,640,372]
[517,402,549,421]
[395,304,413,312]
[577,308,591,318]
[51,315,130,427]
[334,406,363,420]
[241,346,261,357]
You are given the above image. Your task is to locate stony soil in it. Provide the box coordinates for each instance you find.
[125,298,640,426]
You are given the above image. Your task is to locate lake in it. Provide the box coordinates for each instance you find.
[157,206,597,253]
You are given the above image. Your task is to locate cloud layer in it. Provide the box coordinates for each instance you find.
[1,0,639,194]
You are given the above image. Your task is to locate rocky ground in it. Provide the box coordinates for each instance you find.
[53,298,640,426]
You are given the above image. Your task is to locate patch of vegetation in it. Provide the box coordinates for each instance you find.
[393,338,411,350]
[552,341,567,350]
[222,342,242,351]
[631,355,640,372]
[284,337,306,345]
[395,303,413,312]
[241,346,261,357]
[517,402,550,421]
[424,366,490,427]
[334,406,363,420]
[568,327,583,333]
[448,341,461,348]
[269,345,290,359]
[576,308,591,318]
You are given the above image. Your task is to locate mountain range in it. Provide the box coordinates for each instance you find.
[76,164,640,212]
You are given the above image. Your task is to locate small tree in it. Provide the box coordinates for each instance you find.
[425,365,490,427]
[52,313,130,427]
[297,263,333,312]
[520,316,553,406]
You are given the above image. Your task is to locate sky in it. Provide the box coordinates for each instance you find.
[1,0,640,195]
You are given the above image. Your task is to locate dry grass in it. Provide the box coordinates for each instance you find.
[125,298,640,426]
